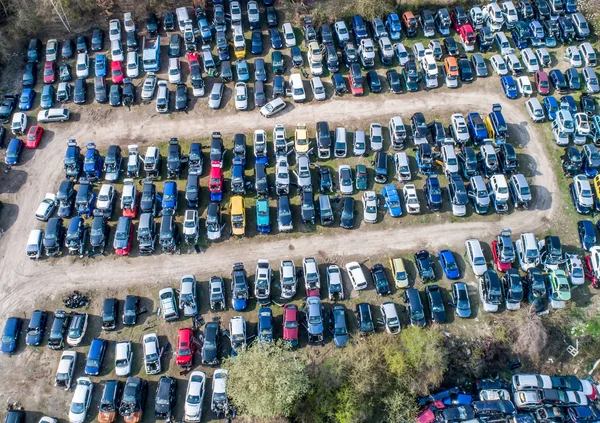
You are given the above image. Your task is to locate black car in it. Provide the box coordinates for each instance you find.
[185,174,199,208]
[371,263,391,295]
[414,250,435,282]
[301,187,316,224]
[119,377,148,419]
[163,11,175,31]
[424,175,443,211]
[443,37,459,56]
[4,411,24,423]
[154,376,177,419]
[76,35,88,53]
[502,268,524,305]
[23,62,36,87]
[94,76,108,103]
[109,84,122,107]
[47,309,69,349]
[25,309,47,346]
[411,112,428,140]
[458,55,473,82]
[62,39,74,59]
[122,78,134,106]
[74,78,87,104]
[320,23,334,46]
[254,80,266,107]
[140,180,157,215]
[146,13,159,37]
[340,196,354,229]
[169,33,181,57]
[89,215,109,254]
[366,70,382,93]
[386,69,402,93]
[499,143,518,174]
[0,94,17,123]
[278,196,293,232]
[91,29,104,51]
[355,303,375,336]
[102,298,117,331]
[56,179,76,218]
[126,31,138,52]
[580,93,596,116]
[266,6,278,28]
[525,267,546,302]
[426,285,447,323]
[44,217,65,257]
[477,27,494,53]
[403,60,419,91]
[201,321,222,365]
[99,380,122,419]
[403,288,426,327]
[175,83,188,111]
[123,295,139,326]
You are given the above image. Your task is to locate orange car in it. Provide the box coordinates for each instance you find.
[402,11,417,37]
[444,57,459,77]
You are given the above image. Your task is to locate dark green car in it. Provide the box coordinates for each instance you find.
[271,51,285,75]
[355,164,368,190]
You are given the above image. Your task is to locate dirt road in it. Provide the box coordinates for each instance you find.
[0,87,558,316]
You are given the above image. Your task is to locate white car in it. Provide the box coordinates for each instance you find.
[275,156,290,195]
[142,333,161,374]
[326,265,344,300]
[110,39,124,61]
[403,184,420,214]
[96,184,115,215]
[465,238,488,276]
[68,377,93,423]
[115,341,133,376]
[490,54,508,76]
[590,247,600,284]
[362,191,378,223]
[310,76,326,101]
[489,174,510,206]
[504,53,523,74]
[234,82,248,110]
[394,42,409,66]
[338,165,353,195]
[517,76,533,96]
[535,47,551,67]
[123,12,135,33]
[441,144,459,175]
[254,259,272,303]
[66,313,88,346]
[565,253,585,286]
[211,369,229,415]
[566,46,583,68]
[574,112,591,145]
[247,1,260,26]
[46,39,58,62]
[345,261,368,290]
[280,260,297,299]
[76,53,89,78]
[572,174,594,213]
[450,113,470,143]
[369,122,383,151]
[501,0,518,27]
[515,233,540,271]
[168,57,181,84]
[11,112,27,135]
[141,72,157,101]
[307,41,323,75]
[109,19,121,41]
[521,48,539,73]
[229,0,242,24]
[353,130,366,155]
[233,26,245,52]
[55,350,77,390]
[185,371,206,422]
[126,51,139,78]
[380,302,401,334]
[295,154,312,188]
[180,275,198,316]
[282,22,296,47]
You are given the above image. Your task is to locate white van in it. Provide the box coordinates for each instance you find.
[516,232,540,271]
[465,238,488,276]
[282,22,296,47]
[176,7,190,32]
[26,229,43,259]
[334,127,347,158]
[526,98,545,122]
[289,73,305,102]
[394,152,411,181]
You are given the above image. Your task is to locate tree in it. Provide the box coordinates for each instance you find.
[224,341,309,419]
[354,0,396,21]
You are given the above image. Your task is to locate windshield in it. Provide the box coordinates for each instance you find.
[71,402,85,414]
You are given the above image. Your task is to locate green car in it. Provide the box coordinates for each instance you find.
[355,164,368,190]
[256,197,270,233]
[549,269,571,301]
[271,51,285,75]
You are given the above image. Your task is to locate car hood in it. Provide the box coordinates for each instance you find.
[233,298,247,310]
[334,333,349,347]
[308,322,323,335]
[1,340,16,353]
[26,332,42,345]
[44,237,58,248]
[202,347,218,363]
[114,237,129,249]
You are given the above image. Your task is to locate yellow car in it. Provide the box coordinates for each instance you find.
[593,175,600,210]
[230,195,246,236]
[295,123,309,154]
[389,257,409,288]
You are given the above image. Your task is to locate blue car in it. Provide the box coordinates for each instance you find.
[1,317,22,355]
[549,69,568,94]
[198,18,212,42]
[543,96,559,120]
[269,28,283,49]
[162,181,178,215]
[84,338,106,376]
[331,305,349,348]
[83,142,103,179]
[451,282,471,318]
[439,250,460,279]
[351,15,368,41]
[5,138,24,166]
[578,220,596,251]
[424,175,443,211]
[251,30,263,55]
[256,197,270,233]
[257,307,274,345]
[19,88,36,110]
[386,13,402,40]
[565,68,580,90]
[382,184,402,217]
[560,95,577,114]
[41,84,55,109]
[501,75,518,99]
[467,112,488,144]
[76,181,96,216]
[95,54,107,77]
[236,60,250,82]
[231,263,248,311]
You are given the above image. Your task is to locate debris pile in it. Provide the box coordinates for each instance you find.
[63,291,89,309]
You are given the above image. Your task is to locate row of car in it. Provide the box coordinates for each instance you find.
[417,374,600,423]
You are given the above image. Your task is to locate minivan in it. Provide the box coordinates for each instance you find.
[403,288,426,327]
[394,152,411,181]
[334,127,347,158]
[318,195,334,226]
[26,229,43,260]
[374,151,388,183]
[289,73,305,102]
[316,121,331,159]
[526,98,545,122]
[469,176,490,215]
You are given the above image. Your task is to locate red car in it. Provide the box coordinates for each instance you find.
[348,64,364,96]
[209,166,224,201]
[584,256,600,288]
[282,304,299,346]
[176,327,196,367]
[535,70,550,95]
[25,125,43,149]
[416,401,445,423]
[491,240,513,272]
[111,60,124,84]
[43,61,56,84]
[187,52,200,66]
[458,25,475,50]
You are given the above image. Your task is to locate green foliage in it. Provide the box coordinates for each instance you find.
[224,341,309,419]
[353,0,396,21]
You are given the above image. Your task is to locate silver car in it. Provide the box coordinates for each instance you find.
[582,67,599,94]
[208,82,224,109]
[141,72,157,101]
[155,80,169,113]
